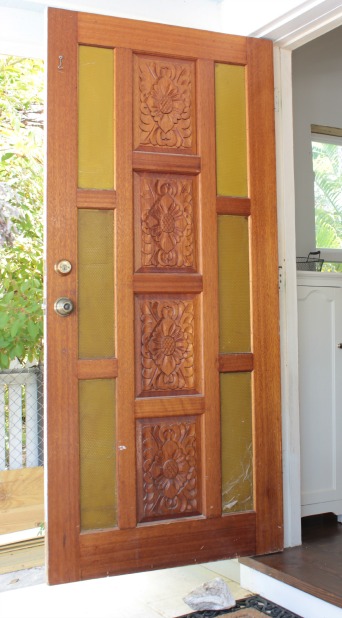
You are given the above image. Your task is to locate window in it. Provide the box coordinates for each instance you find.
[311,125,342,271]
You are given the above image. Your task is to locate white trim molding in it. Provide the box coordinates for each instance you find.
[274,46,302,548]
[251,0,342,50]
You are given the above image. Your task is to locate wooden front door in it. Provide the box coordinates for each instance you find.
[46,8,282,585]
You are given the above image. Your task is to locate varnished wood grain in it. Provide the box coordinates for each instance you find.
[78,12,247,64]
[247,37,283,555]
[219,353,254,373]
[80,512,256,580]
[197,60,222,519]
[133,273,203,293]
[135,395,205,418]
[115,48,137,530]
[77,359,118,379]
[47,8,283,585]
[135,295,200,398]
[77,189,116,209]
[46,8,80,585]
[216,196,251,216]
[134,172,197,273]
[133,54,197,155]
[133,152,201,175]
[136,416,202,522]
[241,515,342,609]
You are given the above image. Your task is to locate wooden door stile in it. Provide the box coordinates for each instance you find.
[46,8,80,584]
[115,47,137,531]
[247,37,283,554]
[197,59,222,519]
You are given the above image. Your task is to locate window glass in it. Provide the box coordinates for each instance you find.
[312,133,342,258]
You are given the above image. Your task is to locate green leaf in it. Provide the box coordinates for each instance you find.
[1,152,15,161]
[27,321,39,339]
[14,342,24,358]
[10,320,21,338]
[0,313,9,327]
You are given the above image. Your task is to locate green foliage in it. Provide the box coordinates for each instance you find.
[312,140,342,251]
[0,56,44,368]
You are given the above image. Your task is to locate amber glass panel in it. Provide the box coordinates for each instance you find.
[218,215,250,353]
[220,373,253,513]
[215,63,247,197]
[78,46,114,189]
[80,379,116,530]
[78,210,114,359]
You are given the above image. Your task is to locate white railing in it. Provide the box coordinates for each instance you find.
[0,360,43,471]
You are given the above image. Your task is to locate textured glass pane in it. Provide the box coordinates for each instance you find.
[78,210,114,359]
[218,216,250,352]
[80,379,116,530]
[215,63,247,197]
[221,373,253,513]
[78,46,114,189]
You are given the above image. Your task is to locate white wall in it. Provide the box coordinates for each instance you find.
[0,6,44,58]
[0,0,339,59]
[0,0,224,59]
[292,25,342,257]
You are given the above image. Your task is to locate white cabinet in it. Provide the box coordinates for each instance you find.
[297,272,342,517]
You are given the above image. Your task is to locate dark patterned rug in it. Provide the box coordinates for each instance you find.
[177,595,303,617]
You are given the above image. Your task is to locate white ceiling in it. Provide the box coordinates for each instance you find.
[0,0,341,58]
[0,0,339,34]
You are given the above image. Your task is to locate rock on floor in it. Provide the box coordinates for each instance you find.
[183,576,236,611]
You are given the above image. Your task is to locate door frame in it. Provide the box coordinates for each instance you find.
[270,3,342,547]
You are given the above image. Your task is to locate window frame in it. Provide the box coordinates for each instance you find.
[311,124,342,263]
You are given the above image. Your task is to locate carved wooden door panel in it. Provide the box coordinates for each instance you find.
[46,8,283,584]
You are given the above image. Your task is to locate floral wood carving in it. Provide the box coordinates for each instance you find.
[136,56,193,150]
[139,175,194,269]
[139,420,199,520]
[139,299,195,394]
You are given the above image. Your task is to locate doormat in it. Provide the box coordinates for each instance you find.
[177,595,303,618]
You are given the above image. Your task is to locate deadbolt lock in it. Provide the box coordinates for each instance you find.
[54,260,72,275]
[54,297,74,317]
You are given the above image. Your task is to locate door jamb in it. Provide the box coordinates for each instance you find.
[271,4,342,547]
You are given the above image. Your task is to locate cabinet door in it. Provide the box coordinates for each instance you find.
[298,285,342,516]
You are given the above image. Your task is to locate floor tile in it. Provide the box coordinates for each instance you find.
[0,560,251,618]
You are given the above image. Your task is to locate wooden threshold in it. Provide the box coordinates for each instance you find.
[240,514,342,609]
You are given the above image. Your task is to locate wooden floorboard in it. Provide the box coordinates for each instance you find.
[240,513,342,608]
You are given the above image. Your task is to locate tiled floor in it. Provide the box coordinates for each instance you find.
[0,560,251,618]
